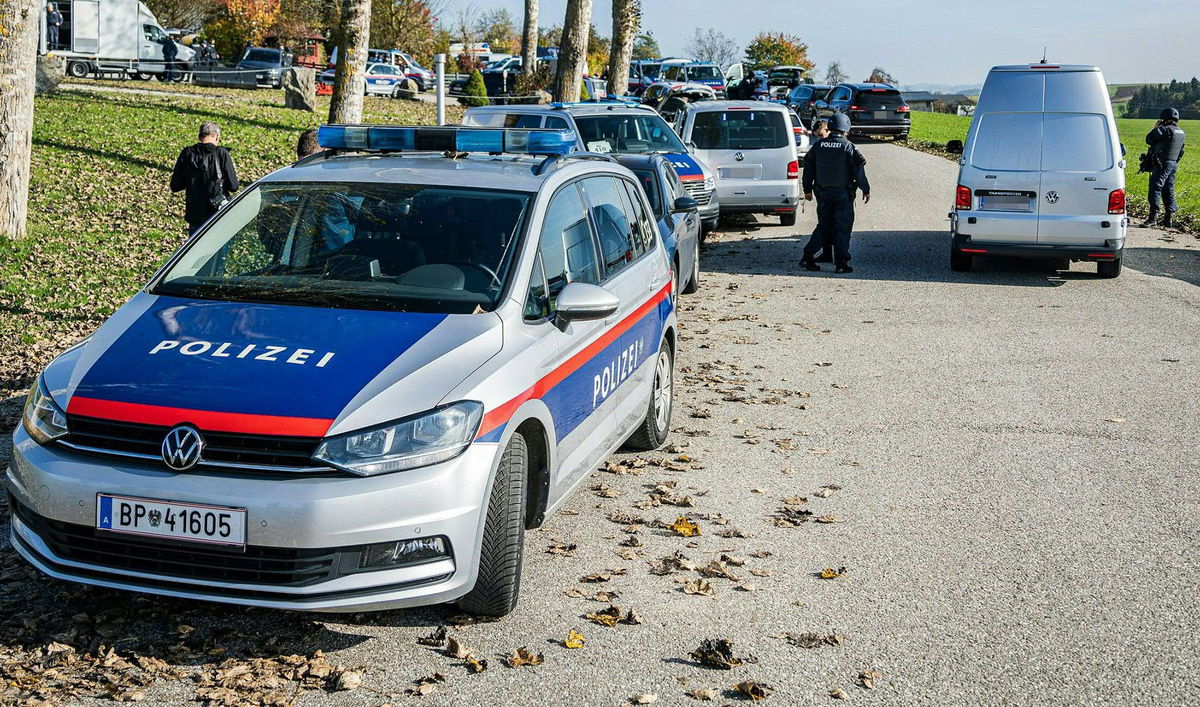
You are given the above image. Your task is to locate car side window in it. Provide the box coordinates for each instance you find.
[662,164,685,201]
[538,184,600,308]
[580,177,636,278]
[524,251,549,320]
[504,114,544,129]
[619,179,655,258]
[544,116,569,130]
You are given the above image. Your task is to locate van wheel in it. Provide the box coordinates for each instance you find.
[625,343,674,451]
[1097,258,1121,278]
[682,244,700,294]
[779,209,797,227]
[457,433,527,617]
[950,249,973,272]
[67,61,90,79]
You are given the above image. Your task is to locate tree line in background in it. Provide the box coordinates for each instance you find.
[1126,78,1200,120]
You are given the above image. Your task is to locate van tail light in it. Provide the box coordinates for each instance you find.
[1107,188,1125,214]
[896,105,910,112]
[955,184,972,210]
[787,160,799,179]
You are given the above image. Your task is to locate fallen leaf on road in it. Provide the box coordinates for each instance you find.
[859,669,882,689]
[465,656,488,673]
[699,561,741,580]
[563,629,586,649]
[735,581,759,592]
[681,578,715,596]
[445,637,473,660]
[820,567,846,579]
[830,687,849,700]
[749,569,773,577]
[547,541,578,557]
[505,648,544,667]
[649,551,696,575]
[585,605,623,627]
[416,626,447,647]
[814,362,833,367]
[591,590,620,602]
[813,485,841,498]
[670,516,702,537]
[689,639,747,669]
[581,572,612,583]
[686,687,717,700]
[631,694,658,704]
[776,632,845,648]
[815,515,844,524]
[832,383,849,389]
[734,681,774,700]
[781,496,807,505]
[808,447,834,455]
[622,608,644,625]
[404,673,444,696]
[563,587,587,598]
[1104,418,1126,423]
[334,669,364,691]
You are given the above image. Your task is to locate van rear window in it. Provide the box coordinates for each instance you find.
[1041,113,1112,171]
[692,111,788,150]
[970,112,1042,171]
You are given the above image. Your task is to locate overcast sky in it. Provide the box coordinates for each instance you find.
[446,0,1200,86]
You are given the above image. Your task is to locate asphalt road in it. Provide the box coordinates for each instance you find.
[5,142,1199,705]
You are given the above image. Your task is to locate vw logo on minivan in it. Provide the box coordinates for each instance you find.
[161,426,204,470]
[1045,191,1060,204]
[734,152,744,162]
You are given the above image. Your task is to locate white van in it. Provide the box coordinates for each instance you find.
[947,64,1127,277]
[676,101,801,226]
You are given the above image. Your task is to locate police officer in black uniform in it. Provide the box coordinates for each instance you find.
[800,113,870,273]
[1144,107,1186,229]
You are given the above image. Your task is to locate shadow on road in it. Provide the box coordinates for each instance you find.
[1123,245,1200,287]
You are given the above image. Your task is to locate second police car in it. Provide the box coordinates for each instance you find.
[462,101,721,233]
[9,126,679,617]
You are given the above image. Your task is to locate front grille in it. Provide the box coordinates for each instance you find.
[683,180,713,205]
[11,499,346,586]
[65,415,324,471]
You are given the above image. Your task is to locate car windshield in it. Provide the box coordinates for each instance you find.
[631,169,663,217]
[572,114,687,154]
[640,63,661,77]
[243,49,280,63]
[689,65,721,80]
[692,110,789,150]
[153,182,531,314]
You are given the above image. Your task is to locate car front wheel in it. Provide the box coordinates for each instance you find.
[457,433,527,617]
[624,343,674,451]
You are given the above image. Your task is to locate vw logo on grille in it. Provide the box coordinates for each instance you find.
[1045,191,1060,204]
[734,152,745,162]
[161,426,204,471]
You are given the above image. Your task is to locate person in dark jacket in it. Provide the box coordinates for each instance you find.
[1143,107,1187,229]
[161,35,179,82]
[46,3,62,50]
[800,113,870,274]
[170,122,240,235]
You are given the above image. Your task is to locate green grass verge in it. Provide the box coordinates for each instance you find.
[907,110,1199,231]
[0,87,459,397]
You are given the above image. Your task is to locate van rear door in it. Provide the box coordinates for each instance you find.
[963,111,1042,243]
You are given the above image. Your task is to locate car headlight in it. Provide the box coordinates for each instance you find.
[23,376,68,444]
[313,401,483,476]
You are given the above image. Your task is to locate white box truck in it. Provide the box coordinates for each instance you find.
[947,64,1128,278]
[39,0,194,80]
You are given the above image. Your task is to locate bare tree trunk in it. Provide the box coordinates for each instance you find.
[520,0,538,82]
[606,0,638,99]
[328,0,371,124]
[552,0,591,103]
[0,0,39,239]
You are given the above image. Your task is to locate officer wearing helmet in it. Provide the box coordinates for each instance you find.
[1143,107,1186,229]
[800,112,870,274]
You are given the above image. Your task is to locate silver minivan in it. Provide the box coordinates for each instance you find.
[948,64,1127,277]
[676,101,801,226]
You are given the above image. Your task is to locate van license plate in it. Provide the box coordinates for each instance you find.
[96,494,246,548]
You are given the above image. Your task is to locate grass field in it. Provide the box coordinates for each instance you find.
[908,110,1198,230]
[0,87,458,401]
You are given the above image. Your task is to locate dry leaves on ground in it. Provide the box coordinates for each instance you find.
[504,647,544,668]
[689,639,751,670]
[820,567,847,580]
[670,516,702,537]
[563,629,586,649]
[859,669,882,689]
[734,680,774,700]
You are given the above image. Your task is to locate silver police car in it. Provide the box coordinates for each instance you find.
[10,126,678,616]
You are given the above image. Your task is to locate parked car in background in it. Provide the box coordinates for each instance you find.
[318,62,407,97]
[814,83,912,138]
[641,82,716,124]
[785,84,832,124]
[676,100,801,226]
[628,60,663,95]
[237,47,292,89]
[614,154,703,291]
[787,110,813,154]
[765,66,807,91]
[661,62,726,98]
[947,63,1127,277]
[463,102,720,231]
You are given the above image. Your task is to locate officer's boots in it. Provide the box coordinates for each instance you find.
[1163,212,1173,229]
[1140,209,1158,228]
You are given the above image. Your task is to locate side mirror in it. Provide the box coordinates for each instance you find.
[685,141,697,153]
[946,139,964,155]
[554,282,619,328]
[1120,143,1127,157]
[672,196,699,213]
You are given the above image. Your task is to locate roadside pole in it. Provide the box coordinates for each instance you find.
[435,53,445,126]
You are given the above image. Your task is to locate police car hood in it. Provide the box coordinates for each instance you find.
[45,293,503,438]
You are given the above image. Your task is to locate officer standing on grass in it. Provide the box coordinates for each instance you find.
[170,122,240,235]
[800,113,870,274]
[1143,107,1186,229]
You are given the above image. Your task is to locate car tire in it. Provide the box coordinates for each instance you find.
[457,433,527,618]
[897,132,910,142]
[681,243,700,294]
[1097,258,1121,278]
[624,342,674,451]
[67,61,90,79]
[780,209,797,227]
[950,248,973,272]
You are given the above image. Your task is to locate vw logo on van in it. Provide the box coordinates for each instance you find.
[1045,191,1060,204]
[734,152,744,162]
[161,426,204,471]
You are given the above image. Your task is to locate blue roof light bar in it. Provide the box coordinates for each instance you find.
[316,125,577,156]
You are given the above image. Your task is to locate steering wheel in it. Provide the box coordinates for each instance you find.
[447,260,500,289]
